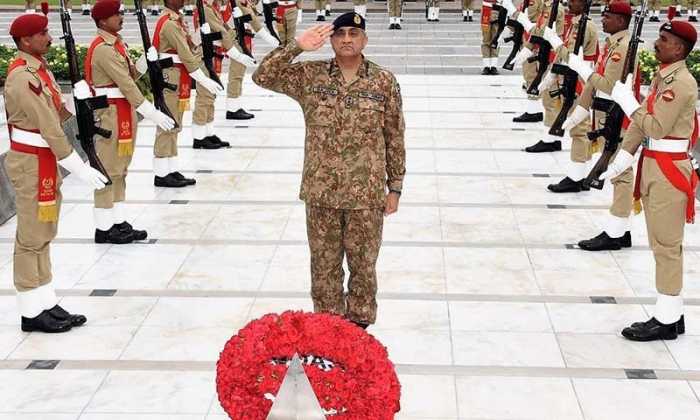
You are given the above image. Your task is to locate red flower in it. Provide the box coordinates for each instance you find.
[216,311,401,419]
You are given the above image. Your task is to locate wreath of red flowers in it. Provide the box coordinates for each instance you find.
[216,311,401,419]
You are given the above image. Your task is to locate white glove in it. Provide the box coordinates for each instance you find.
[189,68,225,95]
[611,75,640,117]
[567,52,593,81]
[500,0,517,16]
[73,80,91,100]
[296,10,302,24]
[537,70,556,93]
[600,149,634,180]
[543,26,563,50]
[514,46,532,67]
[59,151,108,190]
[562,105,589,131]
[146,46,159,62]
[516,11,535,32]
[136,100,176,131]
[227,47,257,66]
[200,22,211,35]
[257,27,280,48]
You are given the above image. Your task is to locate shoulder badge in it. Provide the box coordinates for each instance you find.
[610,52,622,62]
[28,80,42,96]
[661,89,675,102]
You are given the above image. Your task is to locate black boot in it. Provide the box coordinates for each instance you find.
[481,67,491,75]
[226,109,255,120]
[22,310,72,333]
[115,221,148,241]
[649,15,660,21]
[489,67,499,75]
[193,137,222,149]
[547,177,589,193]
[184,9,193,16]
[463,15,468,22]
[151,9,159,16]
[316,15,325,21]
[389,23,396,29]
[632,315,685,335]
[170,171,197,186]
[325,9,331,16]
[524,140,562,153]
[47,305,87,327]
[513,112,543,123]
[622,317,678,342]
[95,225,136,244]
[578,231,631,251]
[395,22,402,29]
[690,15,698,22]
[82,9,90,15]
[468,15,473,21]
[154,173,190,188]
[206,135,230,148]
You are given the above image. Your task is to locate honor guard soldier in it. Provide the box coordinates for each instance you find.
[87,0,175,242]
[512,0,546,123]
[6,12,107,333]
[685,0,698,20]
[315,0,328,20]
[480,0,503,74]
[253,14,406,329]
[388,0,403,29]
[152,0,224,186]
[572,1,637,250]
[537,0,600,192]
[649,0,661,21]
[427,0,440,21]
[82,0,92,15]
[463,0,475,21]
[600,21,698,342]
[277,0,303,46]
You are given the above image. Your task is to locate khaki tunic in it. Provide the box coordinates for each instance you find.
[579,29,635,218]
[621,61,698,296]
[481,0,502,58]
[155,7,203,157]
[253,41,406,324]
[4,51,73,292]
[89,29,144,208]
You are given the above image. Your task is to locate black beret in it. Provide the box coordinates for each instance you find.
[333,12,366,31]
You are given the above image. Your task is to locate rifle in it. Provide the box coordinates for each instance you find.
[230,1,255,58]
[195,0,225,89]
[502,0,530,70]
[548,0,593,137]
[59,0,112,185]
[526,0,560,95]
[583,0,647,190]
[490,3,508,49]
[134,0,178,129]
[261,0,281,43]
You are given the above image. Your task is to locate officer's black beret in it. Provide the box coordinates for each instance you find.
[333,12,366,31]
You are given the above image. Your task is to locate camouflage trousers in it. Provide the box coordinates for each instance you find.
[306,205,384,324]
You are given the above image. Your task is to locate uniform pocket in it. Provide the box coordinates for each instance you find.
[358,99,385,133]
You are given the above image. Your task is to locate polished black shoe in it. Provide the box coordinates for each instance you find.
[489,66,499,75]
[193,137,222,150]
[206,135,230,148]
[395,23,402,29]
[226,109,255,120]
[547,177,588,193]
[352,321,369,330]
[578,231,631,251]
[464,15,469,22]
[481,67,491,75]
[115,221,148,241]
[468,15,474,22]
[317,15,326,21]
[513,112,544,123]
[154,173,189,188]
[524,140,562,153]
[690,16,698,22]
[184,9,193,16]
[389,23,396,29]
[325,9,331,16]
[150,9,159,16]
[171,171,197,186]
[95,225,136,244]
[82,9,90,15]
[622,317,678,342]
[632,315,685,335]
[649,15,660,22]
[21,310,72,333]
[48,305,87,327]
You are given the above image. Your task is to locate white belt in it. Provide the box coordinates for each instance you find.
[11,128,49,148]
[644,138,689,153]
[278,1,296,6]
[94,87,125,99]
[595,91,613,100]
[482,1,493,7]
[159,53,182,64]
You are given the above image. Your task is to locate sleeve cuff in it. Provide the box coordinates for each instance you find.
[387,180,403,192]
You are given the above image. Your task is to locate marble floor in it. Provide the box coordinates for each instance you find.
[2,8,700,420]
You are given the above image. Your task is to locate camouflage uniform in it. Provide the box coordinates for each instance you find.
[252,40,406,324]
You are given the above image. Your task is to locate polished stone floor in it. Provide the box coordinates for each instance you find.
[2,7,700,420]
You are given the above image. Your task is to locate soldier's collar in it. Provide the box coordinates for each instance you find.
[658,60,686,79]
[17,50,43,71]
[609,29,629,44]
[328,55,371,79]
[97,29,120,45]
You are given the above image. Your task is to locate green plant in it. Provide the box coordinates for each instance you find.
[638,48,700,86]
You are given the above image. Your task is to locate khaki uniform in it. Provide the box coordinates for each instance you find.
[4,52,73,293]
[154,7,203,157]
[88,30,144,209]
[463,0,475,14]
[481,0,502,59]
[579,29,635,220]
[552,14,599,164]
[621,61,697,296]
[253,41,406,324]
[388,0,403,19]
[277,0,302,46]
[522,0,543,100]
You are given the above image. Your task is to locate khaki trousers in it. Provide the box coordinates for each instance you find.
[155,66,185,158]
[463,0,475,10]
[542,83,562,127]
[193,78,216,126]
[388,0,402,16]
[277,7,298,47]
[94,103,136,208]
[228,60,245,98]
[5,150,62,292]
[306,205,384,324]
[481,21,500,58]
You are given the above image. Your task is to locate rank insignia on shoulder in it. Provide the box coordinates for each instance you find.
[28,80,42,96]
[358,91,385,102]
[312,86,339,96]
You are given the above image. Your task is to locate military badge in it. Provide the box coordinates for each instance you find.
[661,89,675,102]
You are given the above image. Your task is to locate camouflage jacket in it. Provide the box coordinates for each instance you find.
[253,40,406,210]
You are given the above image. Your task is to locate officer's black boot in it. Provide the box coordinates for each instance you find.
[622,317,678,342]
[22,310,73,333]
[95,225,136,244]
